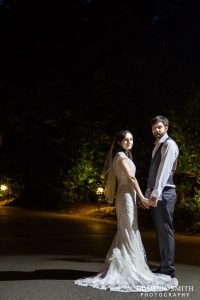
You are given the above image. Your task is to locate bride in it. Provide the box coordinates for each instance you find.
[74,130,178,292]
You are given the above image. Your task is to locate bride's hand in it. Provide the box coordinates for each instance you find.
[140,197,150,209]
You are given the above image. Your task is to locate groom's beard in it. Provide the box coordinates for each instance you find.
[153,132,166,139]
[154,133,162,138]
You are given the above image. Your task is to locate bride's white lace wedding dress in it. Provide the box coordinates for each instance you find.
[74,152,178,292]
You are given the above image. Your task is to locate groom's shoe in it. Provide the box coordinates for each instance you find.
[152,267,162,274]
[166,270,176,278]
[152,267,175,278]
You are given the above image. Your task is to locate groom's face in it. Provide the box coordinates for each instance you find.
[152,121,168,139]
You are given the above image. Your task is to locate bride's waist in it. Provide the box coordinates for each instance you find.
[117,184,135,193]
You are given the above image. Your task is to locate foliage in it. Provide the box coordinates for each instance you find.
[84,205,116,220]
[63,127,110,204]
[170,97,200,179]
[0,175,25,205]
[169,94,200,231]
[0,176,13,202]
[174,189,200,232]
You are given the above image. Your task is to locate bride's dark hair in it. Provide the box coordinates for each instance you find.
[112,130,133,160]
[102,129,133,204]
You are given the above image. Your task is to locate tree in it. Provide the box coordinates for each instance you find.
[63,122,110,205]
[169,93,200,231]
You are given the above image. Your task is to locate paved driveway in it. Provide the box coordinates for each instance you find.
[0,207,199,300]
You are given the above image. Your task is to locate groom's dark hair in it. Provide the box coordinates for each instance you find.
[151,115,169,127]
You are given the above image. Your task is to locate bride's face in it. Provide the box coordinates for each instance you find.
[119,133,133,151]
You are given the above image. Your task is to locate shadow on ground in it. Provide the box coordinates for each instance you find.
[0,269,96,281]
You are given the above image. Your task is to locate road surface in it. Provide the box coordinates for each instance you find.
[0,207,199,300]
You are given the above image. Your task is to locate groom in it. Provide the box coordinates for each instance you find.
[145,115,179,278]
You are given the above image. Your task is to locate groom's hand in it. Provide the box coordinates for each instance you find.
[149,197,158,207]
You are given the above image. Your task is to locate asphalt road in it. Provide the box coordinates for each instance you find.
[0,206,199,300]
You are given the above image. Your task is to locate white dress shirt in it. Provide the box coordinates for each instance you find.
[147,133,179,200]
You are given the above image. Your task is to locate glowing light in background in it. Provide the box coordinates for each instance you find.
[96,187,104,195]
[0,184,8,191]
[96,187,104,210]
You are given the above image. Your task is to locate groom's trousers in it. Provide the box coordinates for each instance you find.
[151,186,177,275]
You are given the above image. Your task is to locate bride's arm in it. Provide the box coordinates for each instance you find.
[118,157,149,207]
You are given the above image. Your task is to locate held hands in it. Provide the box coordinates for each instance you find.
[149,196,158,207]
[138,196,158,209]
[139,197,150,209]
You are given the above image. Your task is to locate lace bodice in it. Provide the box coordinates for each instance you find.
[113,151,136,193]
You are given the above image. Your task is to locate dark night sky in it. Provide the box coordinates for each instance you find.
[0,0,200,147]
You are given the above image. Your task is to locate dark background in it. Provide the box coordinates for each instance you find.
[0,0,199,209]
